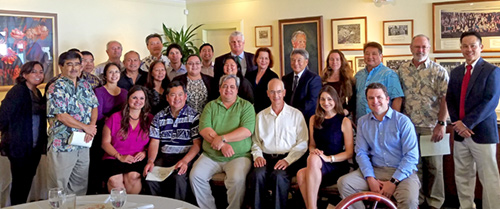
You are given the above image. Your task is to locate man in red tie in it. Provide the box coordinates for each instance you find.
[446,31,500,209]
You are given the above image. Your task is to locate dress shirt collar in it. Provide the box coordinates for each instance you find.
[369,107,394,121]
[464,58,480,74]
[410,58,431,69]
[166,105,188,118]
[231,52,244,59]
[266,103,292,117]
[294,68,306,79]
[365,63,384,73]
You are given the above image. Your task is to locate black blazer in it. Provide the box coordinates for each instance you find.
[0,82,47,158]
[446,58,500,143]
[172,73,214,101]
[283,68,322,121]
[245,68,279,114]
[213,52,256,79]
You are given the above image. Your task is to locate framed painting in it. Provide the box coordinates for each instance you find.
[383,20,413,45]
[383,55,413,71]
[331,16,367,51]
[255,25,272,47]
[279,16,323,76]
[433,0,500,53]
[0,10,58,91]
[354,56,365,73]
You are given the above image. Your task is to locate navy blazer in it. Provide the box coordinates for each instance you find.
[283,68,322,121]
[213,51,256,79]
[446,58,500,143]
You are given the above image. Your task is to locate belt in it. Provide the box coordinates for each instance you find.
[263,153,288,159]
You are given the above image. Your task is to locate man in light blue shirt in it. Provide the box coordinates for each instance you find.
[355,42,404,121]
[338,83,420,209]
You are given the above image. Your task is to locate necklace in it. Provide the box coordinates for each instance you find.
[129,115,140,120]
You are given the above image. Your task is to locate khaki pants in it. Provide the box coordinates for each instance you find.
[46,148,89,195]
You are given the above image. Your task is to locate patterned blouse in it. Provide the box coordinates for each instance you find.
[186,77,208,114]
[47,76,99,152]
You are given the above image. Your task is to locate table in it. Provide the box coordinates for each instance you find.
[2,194,199,209]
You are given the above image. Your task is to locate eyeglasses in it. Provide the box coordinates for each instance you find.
[186,62,201,66]
[269,90,283,95]
[64,62,81,67]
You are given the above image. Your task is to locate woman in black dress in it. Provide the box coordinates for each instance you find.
[245,47,278,113]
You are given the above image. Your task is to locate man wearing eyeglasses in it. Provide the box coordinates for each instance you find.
[446,31,500,209]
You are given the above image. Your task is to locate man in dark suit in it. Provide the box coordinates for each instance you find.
[446,31,500,209]
[213,31,255,79]
[282,49,322,122]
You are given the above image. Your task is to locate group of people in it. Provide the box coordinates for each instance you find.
[0,30,499,209]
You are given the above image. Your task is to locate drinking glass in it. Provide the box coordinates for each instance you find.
[62,193,76,209]
[48,187,64,209]
[110,188,127,209]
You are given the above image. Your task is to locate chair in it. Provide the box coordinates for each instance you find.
[335,192,397,209]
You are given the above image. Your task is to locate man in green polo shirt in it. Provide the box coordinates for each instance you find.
[190,74,256,209]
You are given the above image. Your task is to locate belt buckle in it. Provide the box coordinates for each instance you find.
[271,154,279,158]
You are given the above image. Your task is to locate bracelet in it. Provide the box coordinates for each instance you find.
[330,155,336,163]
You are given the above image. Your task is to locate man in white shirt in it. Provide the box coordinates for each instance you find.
[249,78,308,209]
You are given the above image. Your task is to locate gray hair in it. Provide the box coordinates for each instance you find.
[290,49,309,60]
[106,40,122,50]
[411,34,430,45]
[229,31,245,42]
[219,74,240,88]
[291,30,306,42]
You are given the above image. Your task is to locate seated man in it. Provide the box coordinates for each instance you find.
[190,74,256,209]
[143,81,201,201]
[249,78,308,209]
[338,83,420,209]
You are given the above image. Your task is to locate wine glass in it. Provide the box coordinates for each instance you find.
[110,188,127,209]
[48,187,64,209]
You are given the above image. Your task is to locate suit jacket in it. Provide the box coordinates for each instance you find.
[213,51,256,79]
[283,68,322,121]
[446,58,500,143]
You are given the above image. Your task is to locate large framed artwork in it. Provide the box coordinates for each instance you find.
[331,16,367,51]
[383,20,413,46]
[0,10,58,91]
[433,0,500,53]
[279,16,323,76]
[382,55,413,71]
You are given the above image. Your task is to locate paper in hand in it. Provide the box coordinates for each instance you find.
[69,131,93,147]
[145,166,176,182]
[419,133,450,157]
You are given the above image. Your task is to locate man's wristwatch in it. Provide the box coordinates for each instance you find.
[221,135,227,143]
[390,177,400,186]
[437,120,446,126]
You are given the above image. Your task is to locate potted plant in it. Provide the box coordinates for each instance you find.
[162,23,203,63]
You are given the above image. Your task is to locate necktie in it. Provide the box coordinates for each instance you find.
[234,55,241,65]
[459,64,472,120]
[292,75,299,92]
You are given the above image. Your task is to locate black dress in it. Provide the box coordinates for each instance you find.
[245,68,279,114]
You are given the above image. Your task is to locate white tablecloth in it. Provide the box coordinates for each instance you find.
[2,194,199,209]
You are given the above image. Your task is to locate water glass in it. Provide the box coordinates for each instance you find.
[110,188,127,209]
[48,187,64,209]
[62,193,76,209]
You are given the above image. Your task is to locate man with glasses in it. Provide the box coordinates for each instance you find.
[46,51,99,195]
[397,34,449,209]
[446,31,500,209]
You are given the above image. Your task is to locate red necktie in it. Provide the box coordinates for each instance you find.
[459,65,472,120]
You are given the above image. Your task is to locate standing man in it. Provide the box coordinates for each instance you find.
[282,49,322,122]
[117,51,147,91]
[95,40,123,76]
[338,83,420,209]
[397,34,449,209]
[213,31,255,78]
[144,81,200,201]
[81,51,96,75]
[446,31,500,209]
[190,74,255,209]
[165,43,186,81]
[249,78,308,209]
[46,51,99,195]
[355,42,404,120]
[200,43,215,77]
[141,33,169,72]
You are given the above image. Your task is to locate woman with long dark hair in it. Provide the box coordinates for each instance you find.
[0,61,46,205]
[296,86,354,209]
[145,60,170,115]
[101,85,153,194]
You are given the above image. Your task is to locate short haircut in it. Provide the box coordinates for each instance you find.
[186,54,201,63]
[106,40,122,50]
[290,49,309,60]
[68,48,81,53]
[17,61,44,84]
[81,51,94,59]
[166,80,186,94]
[166,43,183,57]
[365,82,389,98]
[229,31,245,42]
[253,47,274,68]
[145,33,163,45]
[363,42,383,54]
[124,50,140,60]
[58,51,81,66]
[200,43,214,52]
[411,34,430,46]
[460,31,482,44]
[219,74,240,88]
[291,30,306,41]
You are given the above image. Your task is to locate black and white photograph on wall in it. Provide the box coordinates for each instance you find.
[383,20,413,46]
[337,24,361,44]
[434,57,464,74]
[255,25,272,47]
[388,25,408,36]
[383,55,413,71]
[331,16,367,51]
[354,56,365,73]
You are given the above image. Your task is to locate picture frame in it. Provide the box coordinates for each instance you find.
[0,9,58,91]
[382,55,413,71]
[331,16,367,51]
[434,57,465,73]
[255,25,272,47]
[279,16,323,76]
[354,56,365,73]
[383,20,413,45]
[432,0,500,53]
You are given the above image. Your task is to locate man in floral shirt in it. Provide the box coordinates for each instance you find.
[46,51,99,195]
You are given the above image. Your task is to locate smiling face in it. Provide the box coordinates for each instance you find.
[105,65,121,84]
[61,58,82,81]
[266,79,286,106]
[223,59,238,75]
[186,56,201,77]
[128,90,146,110]
[200,45,214,62]
[292,33,307,49]
[290,53,308,74]
[229,35,244,55]
[147,37,163,57]
[410,36,430,62]
[166,86,187,112]
[328,52,342,71]
[460,35,483,64]
[124,52,140,72]
[82,55,95,73]
[319,92,336,113]
[256,51,270,70]
[363,47,382,69]
[106,42,122,60]
[151,62,166,82]
[219,77,238,102]
[24,64,44,88]
[366,88,390,117]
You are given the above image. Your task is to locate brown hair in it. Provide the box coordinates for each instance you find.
[321,50,355,103]
[145,61,166,89]
[253,47,274,68]
[119,85,151,140]
[314,85,344,129]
